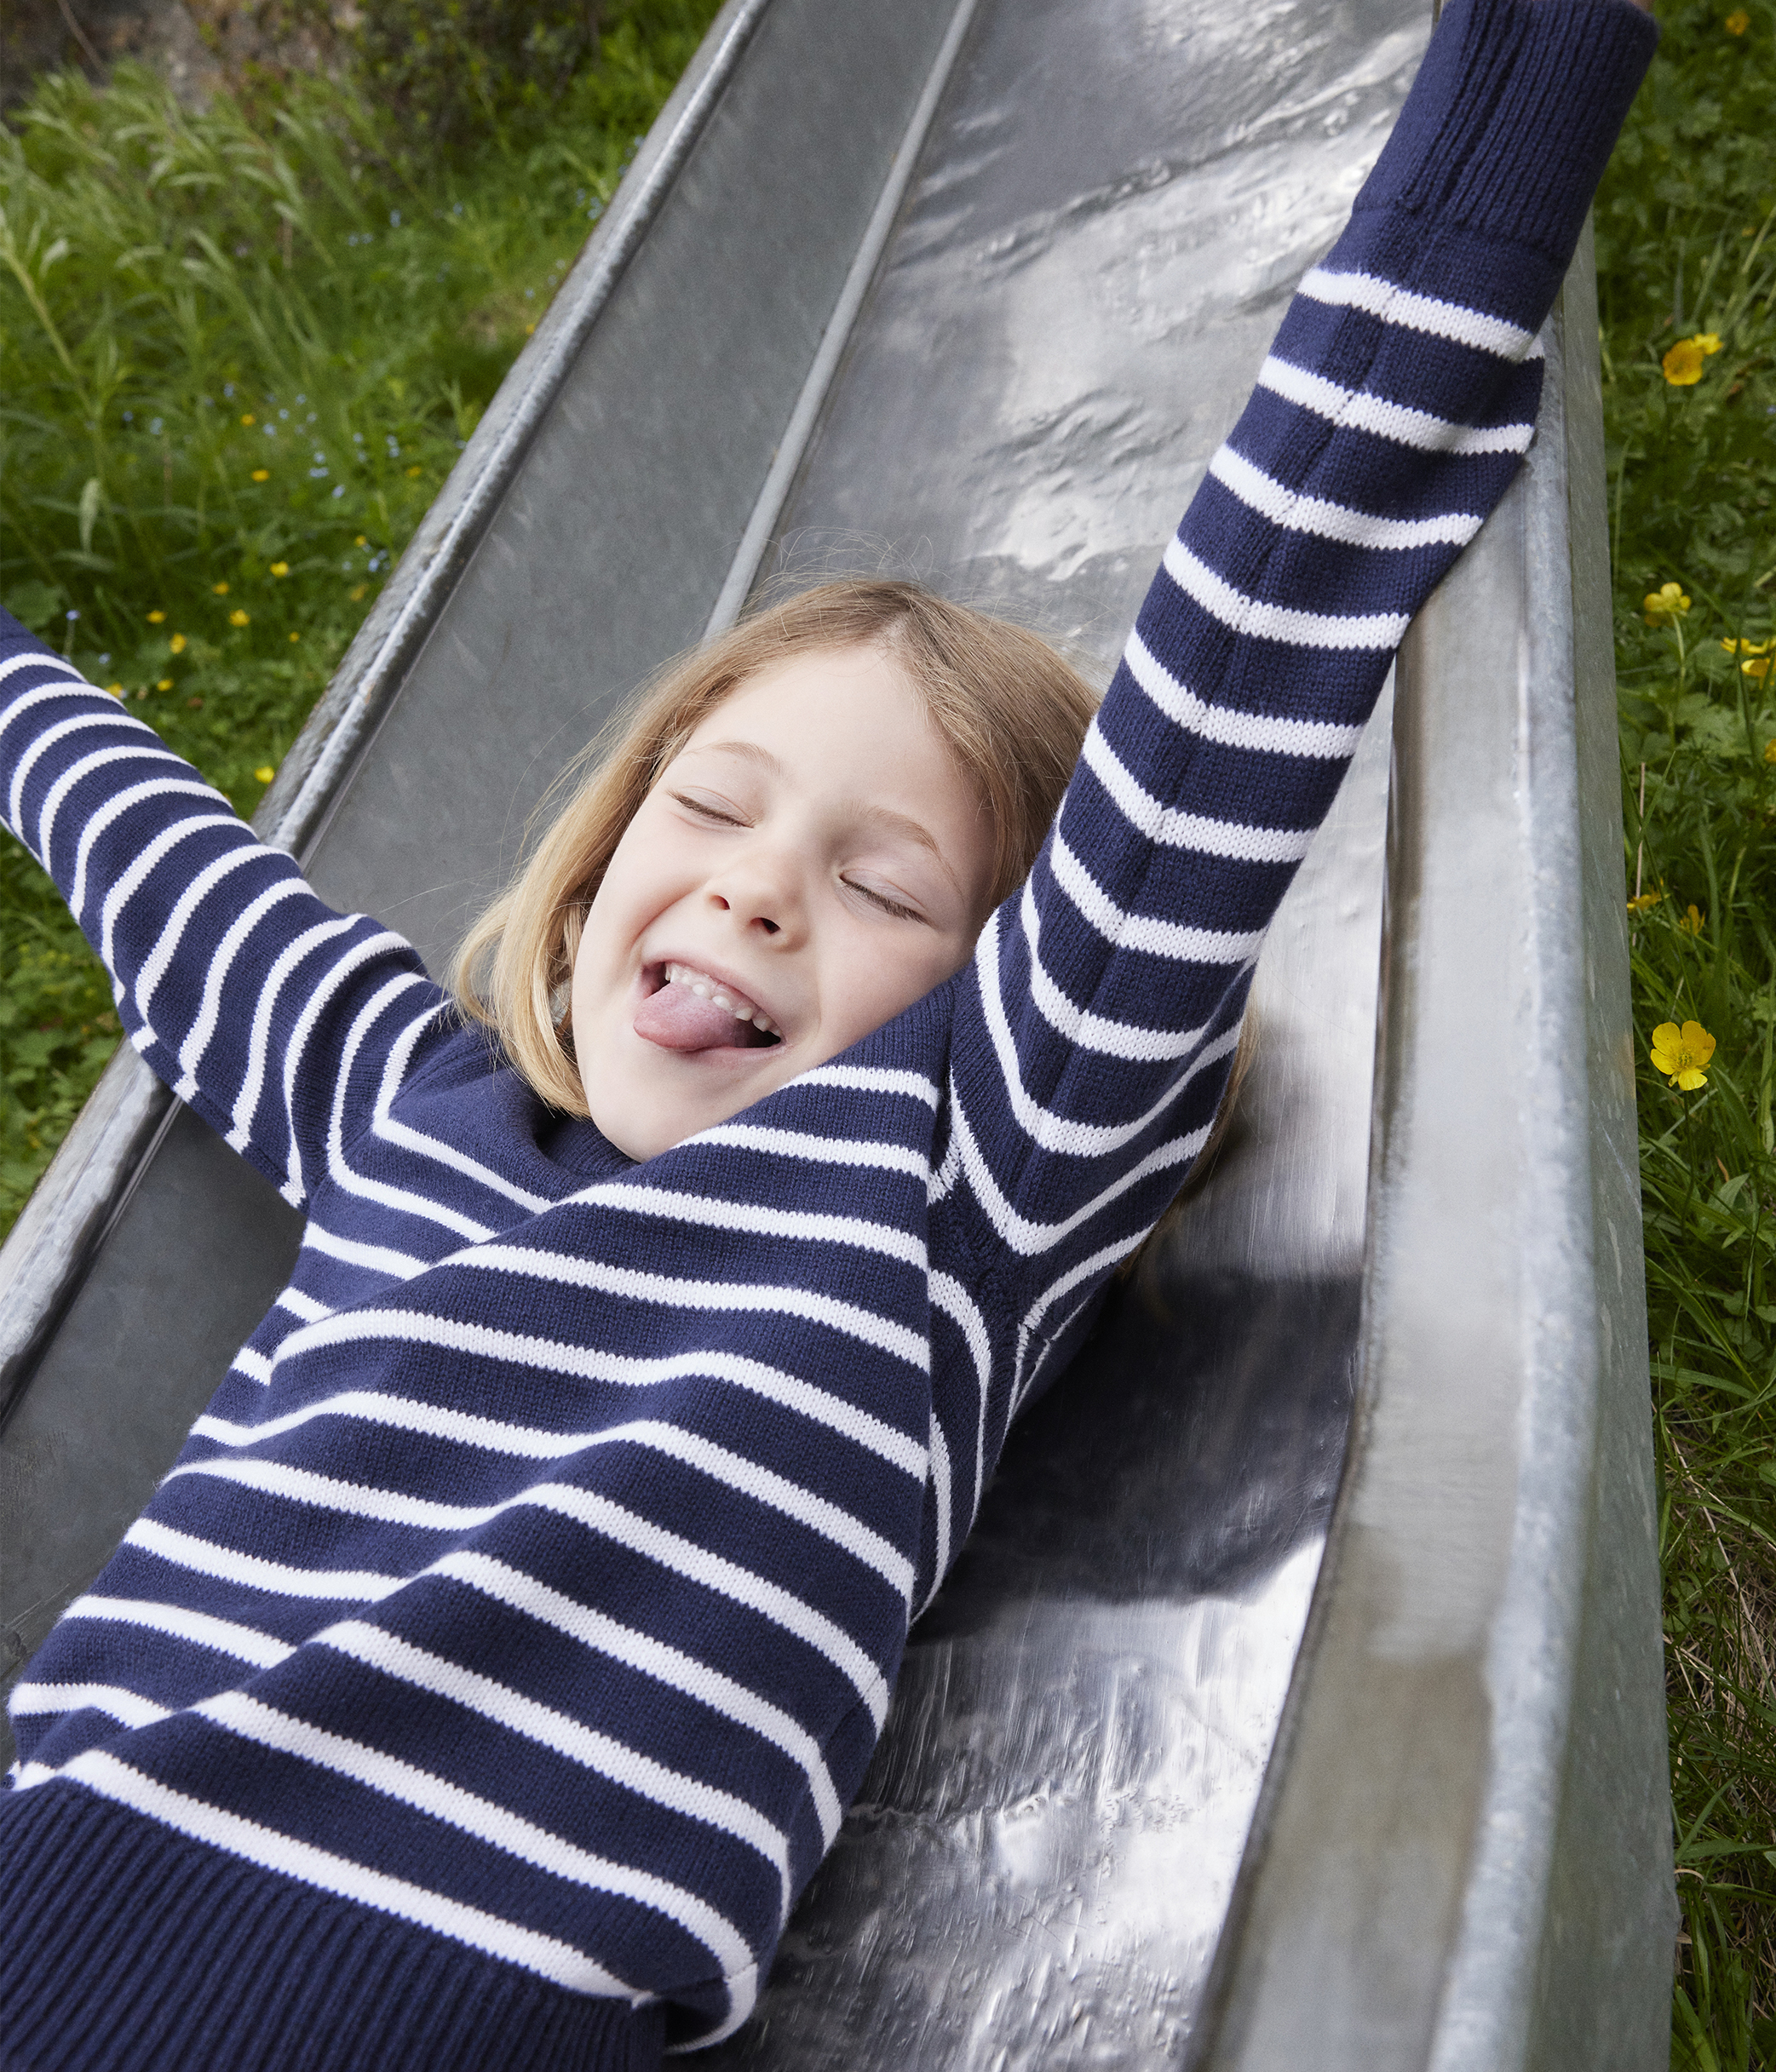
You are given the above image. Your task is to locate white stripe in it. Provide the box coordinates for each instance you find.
[529,1484,891,1727]
[171,877,310,1099]
[929,1271,992,1532]
[1015,1226,1154,1375]
[565,1180,926,1269]
[789,1064,940,1107]
[1208,445,1482,553]
[1161,537,1409,650]
[1049,829,1278,962]
[316,1620,793,1912]
[0,650,85,703]
[9,705,145,835]
[1021,882,1259,1061]
[276,1286,333,1323]
[268,929,415,1205]
[688,1122,929,1177]
[1258,353,1536,456]
[229,1346,273,1385]
[1077,726,1315,865]
[9,1681,170,1727]
[195,1689,755,1976]
[1123,627,1365,761]
[260,1313,925,1476]
[924,1413,953,1607]
[322,974,488,1238]
[164,1459,894,1721]
[451,1245,928,1371]
[968,908,1244,1160]
[99,811,240,978]
[184,1411,914,1598]
[67,774,221,921]
[64,1593,295,1668]
[225,914,364,1163]
[370,1006,552,1214]
[134,841,267,1023]
[125,1516,403,1601]
[302,1219,437,1283]
[36,1748,636,1997]
[438,1551,844,1842]
[1298,266,1537,359]
[947,1081,1209,1259]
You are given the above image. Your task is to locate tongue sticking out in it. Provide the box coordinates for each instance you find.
[634,982,769,1053]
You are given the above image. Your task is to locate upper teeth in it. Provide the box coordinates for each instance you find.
[664,963,778,1036]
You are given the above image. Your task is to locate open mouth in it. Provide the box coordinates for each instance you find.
[632,961,783,1053]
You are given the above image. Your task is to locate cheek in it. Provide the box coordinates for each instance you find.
[827,927,968,1042]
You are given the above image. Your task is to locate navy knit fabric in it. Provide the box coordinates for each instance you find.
[0,2,1654,2065]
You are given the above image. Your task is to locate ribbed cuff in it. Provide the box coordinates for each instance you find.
[0,1782,667,2072]
[1354,0,1658,262]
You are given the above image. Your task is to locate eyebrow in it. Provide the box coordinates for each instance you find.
[684,739,962,893]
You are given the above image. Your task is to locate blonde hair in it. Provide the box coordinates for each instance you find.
[451,577,1102,1116]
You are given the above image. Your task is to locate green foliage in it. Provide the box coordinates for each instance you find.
[1595,0,1776,2054]
[0,0,719,1232]
[353,0,601,158]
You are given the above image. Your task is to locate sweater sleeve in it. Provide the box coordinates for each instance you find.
[939,0,1655,1334]
[0,617,445,1210]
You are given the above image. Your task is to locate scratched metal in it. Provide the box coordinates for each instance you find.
[703,0,1426,2062]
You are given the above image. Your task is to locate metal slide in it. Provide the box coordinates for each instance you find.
[0,0,1675,2062]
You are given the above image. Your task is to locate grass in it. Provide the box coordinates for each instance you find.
[0,0,721,1227]
[1595,0,1776,2058]
[0,0,1773,2058]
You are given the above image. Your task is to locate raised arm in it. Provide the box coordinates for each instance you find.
[0,617,445,1209]
[940,0,1657,1342]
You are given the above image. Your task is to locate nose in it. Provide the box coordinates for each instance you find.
[704,843,804,944]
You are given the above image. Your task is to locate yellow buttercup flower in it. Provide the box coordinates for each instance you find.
[1644,582,1691,625]
[169,634,187,654]
[1726,8,1749,29]
[251,468,270,483]
[1746,657,1773,681]
[156,677,173,690]
[1764,738,1776,765]
[1627,890,1664,915]
[1720,637,1773,655]
[254,765,276,784]
[349,583,368,601]
[146,609,165,623]
[229,609,250,627]
[270,561,290,578]
[1678,903,1705,936]
[1650,1019,1716,1091]
[288,631,301,643]
[240,413,256,426]
[213,582,230,596]
[1662,334,1723,386]
[405,464,423,477]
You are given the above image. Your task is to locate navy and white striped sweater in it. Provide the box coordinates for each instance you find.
[0,2,1655,2066]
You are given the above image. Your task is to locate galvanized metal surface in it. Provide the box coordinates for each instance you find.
[1187,234,1674,2072]
[0,0,1672,2063]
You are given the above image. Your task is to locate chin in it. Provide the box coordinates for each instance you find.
[589,1040,798,1163]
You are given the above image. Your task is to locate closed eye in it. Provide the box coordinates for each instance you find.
[670,789,748,828]
[845,878,928,924]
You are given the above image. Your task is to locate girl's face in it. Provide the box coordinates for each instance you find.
[571,642,998,1162]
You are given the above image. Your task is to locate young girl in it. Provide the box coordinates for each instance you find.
[0,0,1655,2065]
